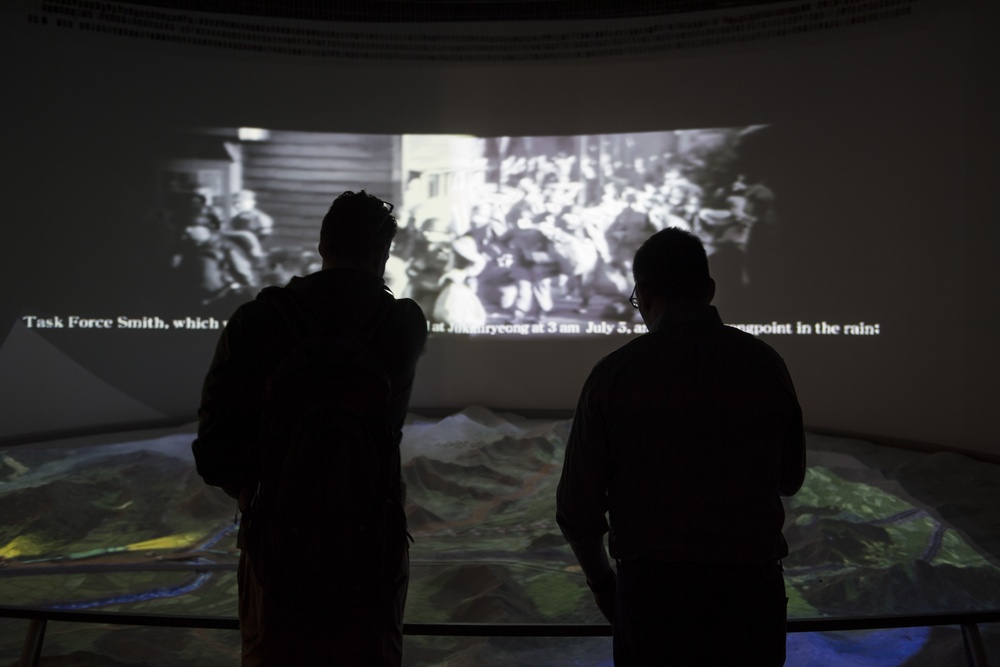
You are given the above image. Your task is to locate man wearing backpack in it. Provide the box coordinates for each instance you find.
[193,190,427,666]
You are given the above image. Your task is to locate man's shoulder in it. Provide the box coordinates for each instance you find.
[289,279,424,328]
[588,331,654,377]
[591,320,785,370]
[383,297,429,343]
[229,275,411,328]
[387,295,426,321]
[224,287,281,326]
[716,323,786,359]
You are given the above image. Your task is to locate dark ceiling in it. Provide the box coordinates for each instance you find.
[113,0,793,22]
[30,0,917,62]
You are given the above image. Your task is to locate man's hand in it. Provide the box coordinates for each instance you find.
[588,569,617,623]
[220,483,255,513]
[568,539,617,623]
[238,486,255,513]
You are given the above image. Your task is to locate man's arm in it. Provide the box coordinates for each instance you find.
[775,357,806,497]
[380,298,428,434]
[192,302,268,501]
[556,370,616,621]
[568,538,616,622]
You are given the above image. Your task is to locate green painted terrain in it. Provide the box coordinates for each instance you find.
[2,411,999,665]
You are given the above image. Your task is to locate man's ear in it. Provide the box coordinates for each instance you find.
[706,278,716,304]
[635,282,655,311]
[634,282,661,328]
[372,244,391,276]
[635,283,656,310]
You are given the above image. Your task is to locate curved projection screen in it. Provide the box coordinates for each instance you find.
[34,124,816,336]
[1,0,995,454]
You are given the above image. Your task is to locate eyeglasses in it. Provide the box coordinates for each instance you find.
[629,285,639,309]
[371,197,395,237]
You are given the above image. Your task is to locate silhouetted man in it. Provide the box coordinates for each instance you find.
[193,191,427,666]
[556,227,805,666]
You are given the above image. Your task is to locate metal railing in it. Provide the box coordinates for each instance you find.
[2,605,997,667]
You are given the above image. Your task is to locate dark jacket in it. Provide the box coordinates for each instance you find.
[556,303,805,565]
[192,268,427,510]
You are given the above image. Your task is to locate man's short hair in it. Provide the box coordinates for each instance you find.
[632,227,712,303]
[319,190,398,261]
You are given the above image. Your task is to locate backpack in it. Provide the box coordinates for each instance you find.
[244,287,397,612]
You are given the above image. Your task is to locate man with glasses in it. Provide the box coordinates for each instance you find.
[193,191,427,666]
[557,227,805,666]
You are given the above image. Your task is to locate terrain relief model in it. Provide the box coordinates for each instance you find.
[1,407,999,666]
